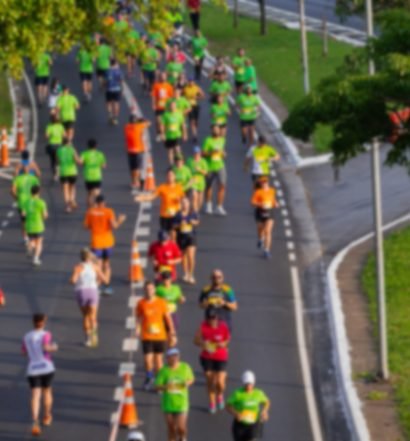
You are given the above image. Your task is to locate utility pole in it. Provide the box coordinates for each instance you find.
[299,0,310,94]
[366,0,389,380]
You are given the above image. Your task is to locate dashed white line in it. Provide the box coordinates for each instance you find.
[138,241,149,252]
[287,242,295,251]
[288,252,296,262]
[113,387,124,401]
[271,170,277,177]
[122,338,139,352]
[139,212,151,223]
[140,202,152,210]
[274,180,281,188]
[279,198,286,207]
[283,218,291,227]
[277,189,284,197]
[285,229,293,238]
[2,220,9,228]
[281,208,289,217]
[7,211,14,218]
[118,362,136,376]
[136,226,150,237]
[126,316,136,329]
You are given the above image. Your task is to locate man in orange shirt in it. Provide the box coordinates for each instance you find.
[250,177,278,259]
[151,72,174,141]
[84,194,126,294]
[136,280,177,390]
[135,168,184,234]
[124,114,151,190]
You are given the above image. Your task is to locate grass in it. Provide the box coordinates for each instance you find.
[0,73,12,129]
[362,227,410,438]
[200,4,353,153]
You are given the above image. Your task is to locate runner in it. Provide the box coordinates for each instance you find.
[48,78,62,110]
[155,348,194,441]
[124,114,150,190]
[166,43,186,65]
[160,100,187,164]
[187,0,201,31]
[194,307,230,414]
[70,248,108,347]
[183,78,205,142]
[80,138,107,207]
[244,58,258,94]
[187,146,208,212]
[156,270,186,329]
[175,72,188,92]
[173,155,192,193]
[55,85,80,141]
[96,38,112,89]
[173,196,199,284]
[170,88,191,119]
[151,72,174,140]
[56,139,80,213]
[202,125,227,215]
[166,55,184,87]
[76,46,94,101]
[83,194,126,295]
[209,72,232,104]
[21,185,48,266]
[191,30,208,81]
[135,281,177,390]
[199,269,237,330]
[34,52,52,105]
[140,40,160,92]
[211,56,228,80]
[135,168,185,234]
[22,313,58,436]
[147,230,182,282]
[11,166,40,243]
[251,177,278,259]
[211,93,231,138]
[226,371,270,441]
[45,114,65,180]
[236,85,261,145]
[244,135,280,184]
[14,150,41,178]
[232,48,248,94]
[105,58,123,125]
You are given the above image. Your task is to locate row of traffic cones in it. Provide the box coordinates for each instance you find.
[0,108,26,167]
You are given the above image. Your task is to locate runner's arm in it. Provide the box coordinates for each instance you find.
[260,398,271,421]
[111,214,126,229]
[193,327,203,347]
[164,312,177,345]
[94,263,109,285]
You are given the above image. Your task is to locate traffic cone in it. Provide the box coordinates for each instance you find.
[120,373,139,428]
[0,128,10,167]
[144,154,156,191]
[0,288,5,307]
[16,108,26,152]
[129,240,144,284]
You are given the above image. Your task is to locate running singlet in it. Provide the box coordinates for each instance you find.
[75,262,98,290]
[200,320,230,361]
[106,67,123,92]
[22,329,55,376]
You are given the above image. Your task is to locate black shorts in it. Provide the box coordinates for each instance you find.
[155,109,165,116]
[200,357,227,372]
[240,119,256,128]
[188,105,200,122]
[235,80,246,89]
[165,138,181,149]
[27,372,54,389]
[128,153,143,171]
[232,420,259,441]
[63,121,75,130]
[254,208,273,223]
[27,232,43,239]
[18,210,26,222]
[142,340,167,354]
[46,144,59,156]
[97,68,108,78]
[85,181,101,191]
[143,70,155,84]
[80,72,93,81]
[106,91,121,102]
[35,76,49,86]
[177,233,196,250]
[160,216,177,232]
[60,175,77,184]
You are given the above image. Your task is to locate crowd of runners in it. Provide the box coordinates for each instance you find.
[16,1,281,440]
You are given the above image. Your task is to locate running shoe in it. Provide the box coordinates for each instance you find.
[102,285,114,296]
[143,377,154,391]
[208,403,217,414]
[217,395,225,410]
[263,250,272,259]
[91,330,99,347]
[216,205,227,216]
[31,422,41,436]
[33,256,42,266]
[205,202,213,214]
[42,414,53,426]
[257,239,263,249]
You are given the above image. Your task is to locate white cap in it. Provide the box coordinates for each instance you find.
[128,431,145,441]
[241,370,256,385]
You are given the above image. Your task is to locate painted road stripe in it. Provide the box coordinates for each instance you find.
[137,227,150,237]
[110,412,119,424]
[2,220,9,228]
[128,295,143,308]
[287,242,295,251]
[282,208,289,217]
[283,218,291,227]
[122,338,138,352]
[138,241,149,252]
[7,211,14,218]
[139,212,151,223]
[277,189,284,197]
[126,316,136,329]
[118,362,136,376]
[12,202,17,208]
[113,387,123,401]
[274,180,281,188]
[140,202,152,210]
[285,229,293,238]
[279,198,286,207]
[288,252,296,262]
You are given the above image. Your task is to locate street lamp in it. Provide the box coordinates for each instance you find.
[365,0,389,380]
[299,0,310,94]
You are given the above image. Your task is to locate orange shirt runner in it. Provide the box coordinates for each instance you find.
[84,206,115,249]
[155,183,184,218]
[124,121,149,154]
[152,82,174,111]
[251,187,277,210]
[136,297,169,341]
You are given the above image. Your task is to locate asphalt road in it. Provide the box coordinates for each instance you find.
[0,53,314,441]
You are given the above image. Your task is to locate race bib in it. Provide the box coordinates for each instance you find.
[239,410,258,424]
[243,107,252,115]
[211,151,222,161]
[204,341,217,353]
[169,123,178,132]
[167,207,176,216]
[216,117,225,125]
[180,222,192,233]
[148,323,161,335]
[167,303,177,314]
[262,202,272,209]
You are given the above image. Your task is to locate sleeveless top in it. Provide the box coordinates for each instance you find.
[75,262,98,290]
[23,329,55,376]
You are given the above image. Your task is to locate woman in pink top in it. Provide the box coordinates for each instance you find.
[194,306,230,414]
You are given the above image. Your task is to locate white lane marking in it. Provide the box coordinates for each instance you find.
[285,229,293,238]
[7,211,14,218]
[287,241,295,251]
[282,208,289,217]
[113,387,124,401]
[290,266,324,441]
[122,338,139,352]
[136,226,150,237]
[274,180,281,188]
[0,231,3,237]
[283,218,291,227]
[271,170,277,177]
[110,412,119,424]
[118,362,136,376]
[139,212,151,223]
[140,201,152,210]
[12,202,17,208]
[2,220,9,228]
[126,316,136,329]
[279,198,286,207]
[288,252,296,262]
[277,189,284,197]
[139,257,147,268]
[138,241,148,252]
[131,281,144,289]
[128,296,141,308]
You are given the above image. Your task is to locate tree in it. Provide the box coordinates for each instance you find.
[282,9,410,168]
[336,0,410,18]
[258,0,267,35]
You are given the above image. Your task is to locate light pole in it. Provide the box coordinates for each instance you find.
[299,0,310,94]
[365,0,389,380]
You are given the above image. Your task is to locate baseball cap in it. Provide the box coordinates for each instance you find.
[241,370,256,385]
[158,230,169,242]
[193,146,201,154]
[128,431,145,441]
[166,347,180,357]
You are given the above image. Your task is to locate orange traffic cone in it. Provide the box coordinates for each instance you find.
[16,108,26,152]
[0,128,10,167]
[120,373,139,428]
[0,288,5,307]
[129,240,144,284]
[144,154,156,191]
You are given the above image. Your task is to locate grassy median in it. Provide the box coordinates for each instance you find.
[200,4,353,153]
[0,73,13,129]
[362,227,410,438]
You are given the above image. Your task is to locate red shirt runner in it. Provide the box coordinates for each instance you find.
[148,240,182,280]
[200,320,230,361]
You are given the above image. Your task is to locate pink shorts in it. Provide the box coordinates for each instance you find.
[75,288,99,307]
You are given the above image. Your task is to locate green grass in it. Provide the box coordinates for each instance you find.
[200,4,353,153]
[362,227,410,438]
[0,73,13,129]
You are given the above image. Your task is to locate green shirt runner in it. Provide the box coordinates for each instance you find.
[156,284,183,313]
[56,94,79,122]
[162,111,184,140]
[192,36,208,59]
[77,49,94,74]
[232,55,247,83]
[173,165,192,192]
[247,145,278,175]
[57,144,78,177]
[97,44,112,70]
[23,197,48,234]
[35,53,52,78]
[227,387,269,425]
[209,80,232,101]
[211,102,230,126]
[187,157,208,192]
[202,136,226,172]
[237,94,260,121]
[166,61,184,85]
[155,362,194,413]
[80,150,106,183]
[141,47,159,72]
[13,174,40,211]
[46,122,65,145]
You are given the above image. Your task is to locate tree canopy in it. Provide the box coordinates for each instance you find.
[336,0,410,18]
[282,9,410,168]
